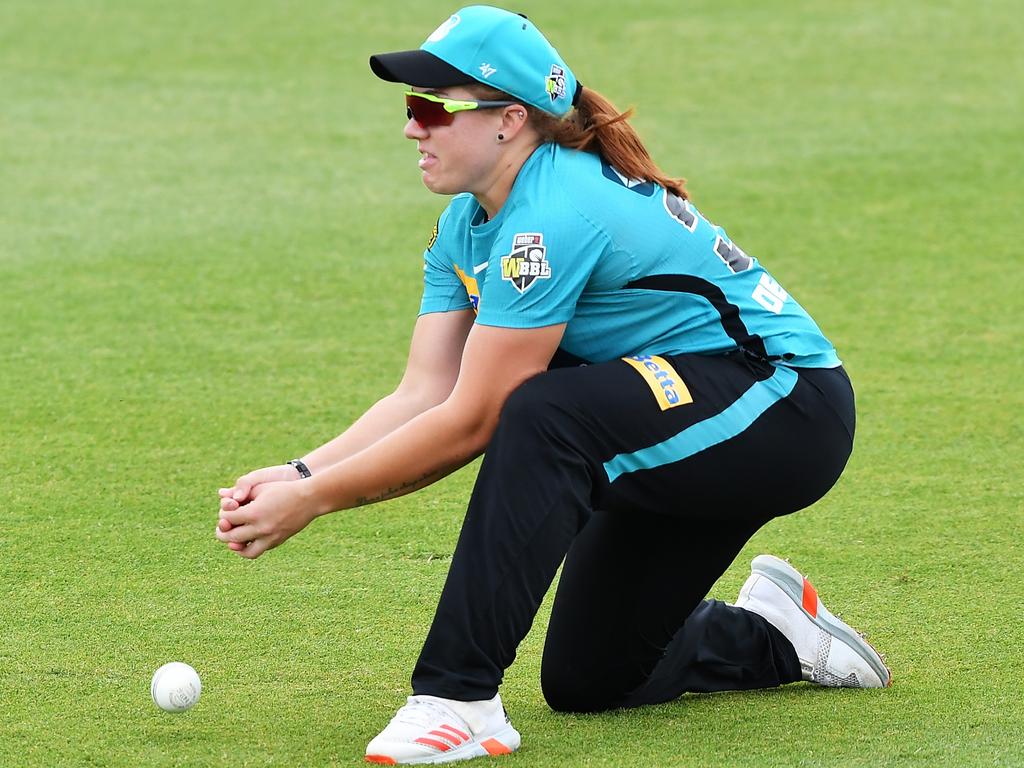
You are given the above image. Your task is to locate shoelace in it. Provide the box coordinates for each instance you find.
[390,697,467,732]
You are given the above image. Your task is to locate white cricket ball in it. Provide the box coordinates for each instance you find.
[151,662,202,712]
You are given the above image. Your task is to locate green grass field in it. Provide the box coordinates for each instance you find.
[2,0,1022,765]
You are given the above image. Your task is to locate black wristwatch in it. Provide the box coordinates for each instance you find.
[287,459,312,478]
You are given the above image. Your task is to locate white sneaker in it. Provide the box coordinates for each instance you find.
[735,554,892,688]
[365,694,521,765]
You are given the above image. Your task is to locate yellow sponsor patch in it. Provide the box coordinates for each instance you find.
[453,263,481,314]
[622,355,693,410]
[427,218,439,251]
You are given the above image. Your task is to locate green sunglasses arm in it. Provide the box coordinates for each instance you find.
[405,90,517,114]
[404,91,478,113]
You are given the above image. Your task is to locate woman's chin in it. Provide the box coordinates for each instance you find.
[421,173,453,195]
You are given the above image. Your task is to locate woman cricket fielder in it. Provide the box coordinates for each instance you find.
[216,6,891,764]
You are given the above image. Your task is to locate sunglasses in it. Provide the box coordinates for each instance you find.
[405,91,518,128]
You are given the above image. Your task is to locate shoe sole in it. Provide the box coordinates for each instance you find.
[750,555,892,687]
[366,725,520,765]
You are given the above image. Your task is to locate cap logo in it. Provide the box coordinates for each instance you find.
[545,64,567,102]
[428,14,461,43]
[479,63,497,79]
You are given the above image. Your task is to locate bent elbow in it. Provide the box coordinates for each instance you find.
[438,401,501,458]
[466,419,498,456]
[393,380,455,414]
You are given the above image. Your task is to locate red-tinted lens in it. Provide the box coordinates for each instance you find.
[405,94,455,127]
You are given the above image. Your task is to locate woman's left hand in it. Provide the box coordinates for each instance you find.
[215,480,319,559]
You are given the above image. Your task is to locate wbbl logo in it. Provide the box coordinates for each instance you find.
[546,64,567,102]
[501,233,551,293]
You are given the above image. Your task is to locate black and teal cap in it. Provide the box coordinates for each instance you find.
[370,5,581,117]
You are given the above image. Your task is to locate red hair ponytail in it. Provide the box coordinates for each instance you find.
[530,87,689,199]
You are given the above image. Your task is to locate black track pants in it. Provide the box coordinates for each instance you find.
[411,350,855,711]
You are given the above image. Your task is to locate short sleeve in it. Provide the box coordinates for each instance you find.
[475,213,607,328]
[419,207,473,316]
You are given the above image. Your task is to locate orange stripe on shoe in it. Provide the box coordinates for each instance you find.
[438,724,470,741]
[365,756,397,765]
[481,738,512,756]
[414,737,452,752]
[428,729,464,745]
[801,577,818,618]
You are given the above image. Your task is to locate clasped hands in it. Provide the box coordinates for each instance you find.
[216,464,318,559]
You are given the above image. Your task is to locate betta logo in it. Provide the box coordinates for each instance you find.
[501,233,551,293]
[622,354,693,411]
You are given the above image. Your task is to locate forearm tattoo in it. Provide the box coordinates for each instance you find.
[354,468,445,507]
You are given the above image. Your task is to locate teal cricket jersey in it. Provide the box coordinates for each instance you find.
[419,142,841,368]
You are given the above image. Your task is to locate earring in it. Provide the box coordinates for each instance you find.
[496,133,505,142]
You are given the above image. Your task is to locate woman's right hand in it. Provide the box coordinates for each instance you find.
[218,464,305,552]
[218,464,303,511]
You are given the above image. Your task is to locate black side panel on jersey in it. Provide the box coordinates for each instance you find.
[624,275,770,361]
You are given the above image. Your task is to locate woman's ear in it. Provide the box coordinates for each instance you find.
[499,106,529,141]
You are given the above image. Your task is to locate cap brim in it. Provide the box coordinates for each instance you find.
[369,50,477,87]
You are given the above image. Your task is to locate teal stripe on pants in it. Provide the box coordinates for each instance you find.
[603,365,799,484]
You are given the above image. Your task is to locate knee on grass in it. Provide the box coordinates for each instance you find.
[541,663,623,714]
